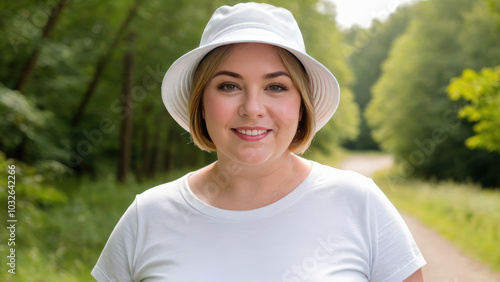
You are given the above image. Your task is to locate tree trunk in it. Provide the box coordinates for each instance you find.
[141,123,151,179]
[164,125,176,171]
[152,126,165,177]
[14,0,67,92]
[117,34,134,183]
[131,124,145,182]
[146,128,160,178]
[71,0,142,127]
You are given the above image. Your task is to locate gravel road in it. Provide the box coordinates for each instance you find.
[340,155,500,282]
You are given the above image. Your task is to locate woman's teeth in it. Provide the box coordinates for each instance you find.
[236,129,268,136]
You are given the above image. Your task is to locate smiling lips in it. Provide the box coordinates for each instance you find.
[232,127,272,141]
[236,129,269,136]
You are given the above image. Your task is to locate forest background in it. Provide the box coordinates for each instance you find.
[1,0,500,280]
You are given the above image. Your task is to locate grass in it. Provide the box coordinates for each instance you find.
[0,168,192,282]
[372,171,500,272]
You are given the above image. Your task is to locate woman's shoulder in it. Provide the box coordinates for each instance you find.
[311,160,374,185]
[306,160,396,215]
[307,160,380,198]
[135,172,192,206]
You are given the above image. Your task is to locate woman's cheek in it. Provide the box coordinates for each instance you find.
[271,99,301,126]
[204,95,236,125]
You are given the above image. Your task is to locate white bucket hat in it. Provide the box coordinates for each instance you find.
[161,2,340,133]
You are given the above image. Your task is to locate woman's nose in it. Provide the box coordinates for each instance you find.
[239,88,266,118]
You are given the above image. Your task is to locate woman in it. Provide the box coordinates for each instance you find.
[92,3,425,281]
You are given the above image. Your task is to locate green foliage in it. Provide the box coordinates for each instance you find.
[365,0,500,187]
[1,0,358,178]
[343,5,416,150]
[447,67,500,153]
[0,152,68,210]
[0,84,47,146]
[0,84,68,162]
[0,169,190,281]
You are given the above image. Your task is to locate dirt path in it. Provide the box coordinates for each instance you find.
[340,155,500,282]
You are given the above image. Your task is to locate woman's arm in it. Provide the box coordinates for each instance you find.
[404,268,424,282]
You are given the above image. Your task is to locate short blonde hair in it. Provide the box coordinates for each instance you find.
[188,44,315,155]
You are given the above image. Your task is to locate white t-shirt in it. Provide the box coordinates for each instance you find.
[92,161,425,282]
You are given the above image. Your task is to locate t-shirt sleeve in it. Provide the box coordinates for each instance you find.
[91,198,138,282]
[366,179,426,282]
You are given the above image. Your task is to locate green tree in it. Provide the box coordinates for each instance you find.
[447,67,500,153]
[366,0,500,187]
[1,0,359,181]
[343,4,415,150]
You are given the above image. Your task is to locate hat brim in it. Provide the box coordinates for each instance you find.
[161,27,340,133]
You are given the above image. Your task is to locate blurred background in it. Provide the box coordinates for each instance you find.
[1,0,499,280]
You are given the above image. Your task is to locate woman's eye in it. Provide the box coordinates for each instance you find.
[218,83,239,92]
[267,84,287,92]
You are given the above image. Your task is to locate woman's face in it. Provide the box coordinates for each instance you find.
[202,43,302,165]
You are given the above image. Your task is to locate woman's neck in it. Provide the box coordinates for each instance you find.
[190,153,311,210]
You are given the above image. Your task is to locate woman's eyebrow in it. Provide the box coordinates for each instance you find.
[212,70,242,79]
[264,71,291,79]
[212,70,291,80]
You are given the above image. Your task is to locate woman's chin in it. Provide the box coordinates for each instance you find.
[229,147,290,167]
[234,148,270,165]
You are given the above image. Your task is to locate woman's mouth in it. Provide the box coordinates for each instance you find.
[231,127,272,141]
[235,129,270,136]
